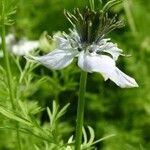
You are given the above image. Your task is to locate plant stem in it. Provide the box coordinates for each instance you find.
[1,2,15,109]
[17,125,22,150]
[75,71,87,150]
[123,0,137,37]
[89,0,95,10]
[1,1,22,150]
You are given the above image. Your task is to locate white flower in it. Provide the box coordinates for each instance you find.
[31,31,138,88]
[0,34,39,56]
[11,39,39,56]
[0,34,16,56]
[0,34,15,45]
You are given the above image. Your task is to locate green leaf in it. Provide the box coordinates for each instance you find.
[56,103,70,120]
[0,0,17,26]
[0,105,32,126]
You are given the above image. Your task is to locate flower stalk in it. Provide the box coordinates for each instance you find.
[75,71,87,150]
[1,1,22,150]
[123,0,137,37]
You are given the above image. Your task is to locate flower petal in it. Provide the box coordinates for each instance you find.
[109,68,139,88]
[6,34,16,45]
[12,40,39,56]
[78,52,138,88]
[32,49,77,70]
[54,36,70,49]
[0,34,16,52]
[78,51,114,80]
[102,42,122,61]
[98,39,122,60]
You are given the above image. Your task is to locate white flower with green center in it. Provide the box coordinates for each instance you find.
[31,8,138,88]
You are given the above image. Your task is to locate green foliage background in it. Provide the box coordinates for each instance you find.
[0,0,150,149]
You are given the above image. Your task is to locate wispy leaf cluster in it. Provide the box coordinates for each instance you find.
[66,126,115,150]
[0,101,70,147]
[0,0,17,26]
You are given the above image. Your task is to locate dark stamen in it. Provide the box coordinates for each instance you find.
[64,7,124,45]
[78,47,82,52]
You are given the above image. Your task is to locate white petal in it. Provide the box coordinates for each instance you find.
[103,42,122,60]
[32,49,77,70]
[12,40,39,56]
[78,52,138,88]
[78,51,114,80]
[98,39,122,60]
[0,34,16,51]
[54,36,70,49]
[6,34,16,45]
[109,68,139,88]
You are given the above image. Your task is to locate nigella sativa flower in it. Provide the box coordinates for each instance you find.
[0,34,39,56]
[31,8,138,88]
[12,39,39,56]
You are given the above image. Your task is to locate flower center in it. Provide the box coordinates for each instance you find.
[65,8,124,45]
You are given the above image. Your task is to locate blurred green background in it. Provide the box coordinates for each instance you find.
[1,0,150,149]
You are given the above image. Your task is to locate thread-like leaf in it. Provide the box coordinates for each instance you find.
[0,105,32,126]
[102,0,122,12]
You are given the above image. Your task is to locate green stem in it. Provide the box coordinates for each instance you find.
[75,71,87,150]
[1,1,22,150]
[17,126,22,150]
[89,0,95,10]
[123,0,137,37]
[1,2,15,109]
